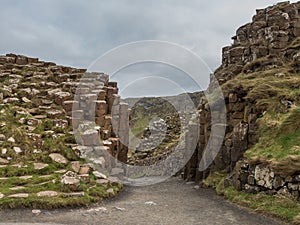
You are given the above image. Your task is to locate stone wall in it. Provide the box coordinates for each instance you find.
[230,161,300,201]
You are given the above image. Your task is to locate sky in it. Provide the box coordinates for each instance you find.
[0,0,295,97]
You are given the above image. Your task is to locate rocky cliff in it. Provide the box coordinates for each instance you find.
[184,1,300,201]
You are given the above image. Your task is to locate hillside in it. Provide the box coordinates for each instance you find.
[0,54,124,208]
[125,92,201,165]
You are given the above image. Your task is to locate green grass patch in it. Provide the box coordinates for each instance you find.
[204,172,300,223]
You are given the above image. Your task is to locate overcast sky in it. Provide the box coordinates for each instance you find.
[0,0,295,97]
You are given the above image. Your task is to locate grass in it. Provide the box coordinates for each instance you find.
[204,172,300,223]
[0,102,122,209]
[202,54,300,223]
[130,111,150,138]
[219,58,300,172]
[127,97,182,162]
[243,107,300,176]
[0,170,123,209]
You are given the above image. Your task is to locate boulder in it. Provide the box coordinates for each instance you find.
[61,171,80,191]
[49,153,68,164]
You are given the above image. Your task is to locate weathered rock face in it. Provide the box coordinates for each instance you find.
[230,161,300,200]
[215,1,300,85]
[184,1,300,185]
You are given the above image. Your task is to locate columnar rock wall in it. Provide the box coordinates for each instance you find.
[62,73,130,167]
[184,1,300,184]
[0,53,129,178]
[215,1,300,85]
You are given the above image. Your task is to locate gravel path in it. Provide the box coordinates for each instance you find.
[0,177,285,225]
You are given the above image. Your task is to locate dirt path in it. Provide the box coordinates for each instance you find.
[0,177,285,225]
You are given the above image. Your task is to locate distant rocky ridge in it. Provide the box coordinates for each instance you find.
[124,92,201,166]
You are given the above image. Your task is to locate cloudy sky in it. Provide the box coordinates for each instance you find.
[0,0,294,97]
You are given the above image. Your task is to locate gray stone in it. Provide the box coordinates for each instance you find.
[32,209,41,214]
[110,167,124,176]
[93,171,107,179]
[19,176,32,180]
[22,97,31,103]
[107,188,115,196]
[63,192,85,197]
[273,175,285,189]
[0,157,9,164]
[7,137,15,143]
[108,176,121,186]
[49,153,68,164]
[34,163,49,170]
[8,193,29,198]
[96,179,109,185]
[61,171,80,191]
[1,148,7,155]
[9,186,25,191]
[0,134,6,141]
[71,161,81,173]
[54,169,67,174]
[13,147,22,154]
[37,191,58,197]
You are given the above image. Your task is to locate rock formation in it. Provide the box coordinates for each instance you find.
[0,53,128,207]
[183,1,300,201]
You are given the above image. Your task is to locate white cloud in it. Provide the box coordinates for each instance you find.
[0,0,293,96]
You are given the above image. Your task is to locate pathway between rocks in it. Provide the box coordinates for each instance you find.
[0,177,285,225]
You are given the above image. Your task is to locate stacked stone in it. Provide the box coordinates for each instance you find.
[0,53,130,177]
[61,73,130,170]
[214,1,300,84]
[184,87,262,181]
[230,161,300,201]
[184,2,300,183]
[0,53,126,201]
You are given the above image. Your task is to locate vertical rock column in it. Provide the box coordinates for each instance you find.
[116,102,130,164]
[62,73,130,170]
